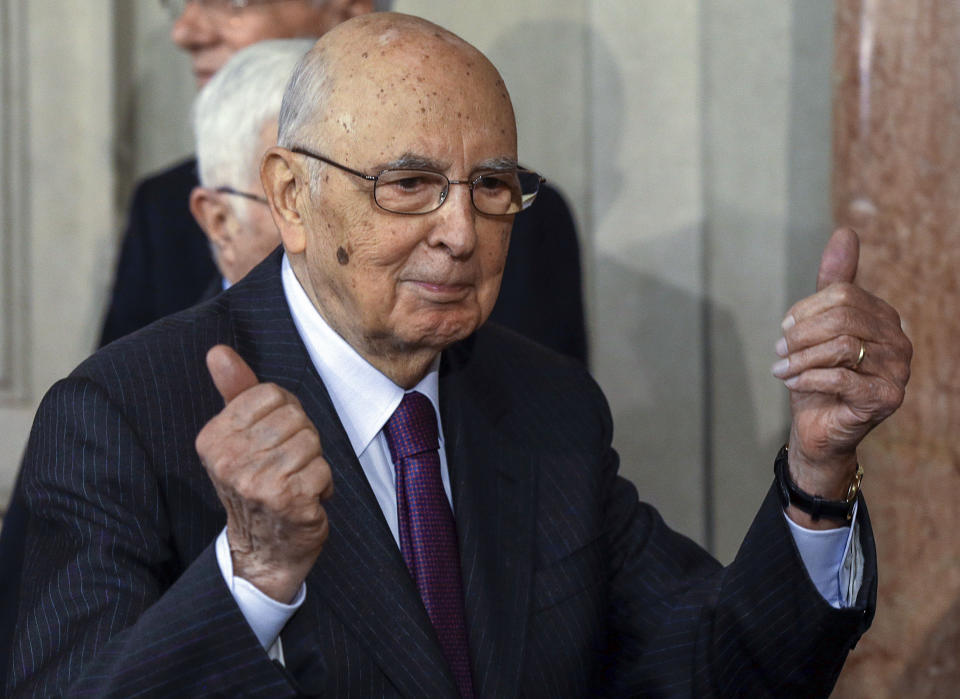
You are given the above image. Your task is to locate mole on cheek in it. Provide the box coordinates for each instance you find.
[337,246,350,265]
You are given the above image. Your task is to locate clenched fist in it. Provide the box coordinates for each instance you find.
[196,344,334,602]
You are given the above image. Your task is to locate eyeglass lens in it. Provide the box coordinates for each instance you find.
[374,170,540,215]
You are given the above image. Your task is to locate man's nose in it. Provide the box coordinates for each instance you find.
[427,184,478,258]
[170,2,219,50]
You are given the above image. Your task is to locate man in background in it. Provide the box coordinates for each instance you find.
[99,0,587,362]
[188,39,315,293]
[98,0,377,345]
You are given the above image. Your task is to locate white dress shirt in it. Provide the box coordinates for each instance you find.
[215,253,862,657]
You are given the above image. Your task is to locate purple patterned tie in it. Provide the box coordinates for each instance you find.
[383,391,474,698]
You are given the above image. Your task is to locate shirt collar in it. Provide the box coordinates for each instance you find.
[280,253,442,457]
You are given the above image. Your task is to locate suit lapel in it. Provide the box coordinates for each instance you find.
[441,341,537,699]
[227,252,459,698]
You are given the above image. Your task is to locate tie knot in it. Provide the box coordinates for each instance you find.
[383,391,439,461]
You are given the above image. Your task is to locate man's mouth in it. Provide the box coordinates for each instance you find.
[407,279,473,302]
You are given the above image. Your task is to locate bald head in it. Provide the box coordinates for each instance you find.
[278,13,516,157]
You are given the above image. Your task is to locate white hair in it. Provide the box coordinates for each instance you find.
[194,39,315,197]
[277,46,329,148]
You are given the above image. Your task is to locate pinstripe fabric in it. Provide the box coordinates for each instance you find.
[7,249,875,697]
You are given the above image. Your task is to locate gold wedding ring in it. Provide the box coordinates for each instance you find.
[854,340,865,369]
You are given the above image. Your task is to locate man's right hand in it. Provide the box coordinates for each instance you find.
[195,344,333,603]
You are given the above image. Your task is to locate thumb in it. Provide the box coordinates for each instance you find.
[816,227,860,291]
[206,344,259,404]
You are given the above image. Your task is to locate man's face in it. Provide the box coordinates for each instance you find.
[171,0,370,87]
[287,33,516,366]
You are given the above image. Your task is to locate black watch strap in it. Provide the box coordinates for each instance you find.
[774,445,862,524]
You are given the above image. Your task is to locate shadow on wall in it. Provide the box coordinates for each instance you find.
[489,18,764,553]
[593,245,761,555]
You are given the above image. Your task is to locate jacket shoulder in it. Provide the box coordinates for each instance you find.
[449,322,611,442]
[132,158,198,200]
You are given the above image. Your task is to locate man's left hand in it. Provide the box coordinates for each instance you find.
[772,227,912,528]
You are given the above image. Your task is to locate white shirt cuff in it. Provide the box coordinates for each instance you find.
[215,528,305,658]
[784,500,863,608]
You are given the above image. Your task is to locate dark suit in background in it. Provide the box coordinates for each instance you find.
[9,251,874,697]
[99,159,217,346]
[99,160,587,363]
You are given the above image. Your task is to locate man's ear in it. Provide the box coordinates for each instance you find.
[190,186,232,252]
[261,146,308,255]
[190,186,238,274]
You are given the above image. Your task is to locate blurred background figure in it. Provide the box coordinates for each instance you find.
[98,0,377,346]
[188,38,314,292]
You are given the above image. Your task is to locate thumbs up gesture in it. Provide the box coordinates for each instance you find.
[195,345,333,602]
[772,228,912,527]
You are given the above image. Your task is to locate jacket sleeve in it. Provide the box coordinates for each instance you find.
[7,377,297,698]
[596,433,877,697]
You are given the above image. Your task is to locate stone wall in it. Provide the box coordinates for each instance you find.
[832,1,960,695]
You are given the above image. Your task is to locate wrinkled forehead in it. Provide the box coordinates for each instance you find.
[315,21,517,164]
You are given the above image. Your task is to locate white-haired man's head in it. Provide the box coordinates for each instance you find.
[189,38,313,285]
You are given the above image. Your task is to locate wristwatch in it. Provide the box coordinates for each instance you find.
[774,444,862,524]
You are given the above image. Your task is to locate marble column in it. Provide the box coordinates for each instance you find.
[833,1,960,695]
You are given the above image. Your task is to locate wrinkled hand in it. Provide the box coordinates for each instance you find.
[772,228,911,525]
[195,345,333,602]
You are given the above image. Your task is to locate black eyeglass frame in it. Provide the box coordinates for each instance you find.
[215,186,268,205]
[289,146,544,216]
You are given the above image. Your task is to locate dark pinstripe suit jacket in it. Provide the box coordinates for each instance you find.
[9,250,875,697]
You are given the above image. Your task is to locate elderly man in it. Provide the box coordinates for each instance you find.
[9,13,910,698]
[98,0,587,363]
[189,39,314,291]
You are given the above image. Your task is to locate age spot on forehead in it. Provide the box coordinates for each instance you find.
[336,246,350,265]
[337,113,354,133]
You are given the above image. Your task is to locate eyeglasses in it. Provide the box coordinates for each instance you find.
[290,146,543,216]
[160,0,295,20]
[215,186,268,204]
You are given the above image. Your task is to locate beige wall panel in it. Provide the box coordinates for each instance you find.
[122,3,196,182]
[589,2,706,544]
[702,1,835,560]
[0,0,115,507]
